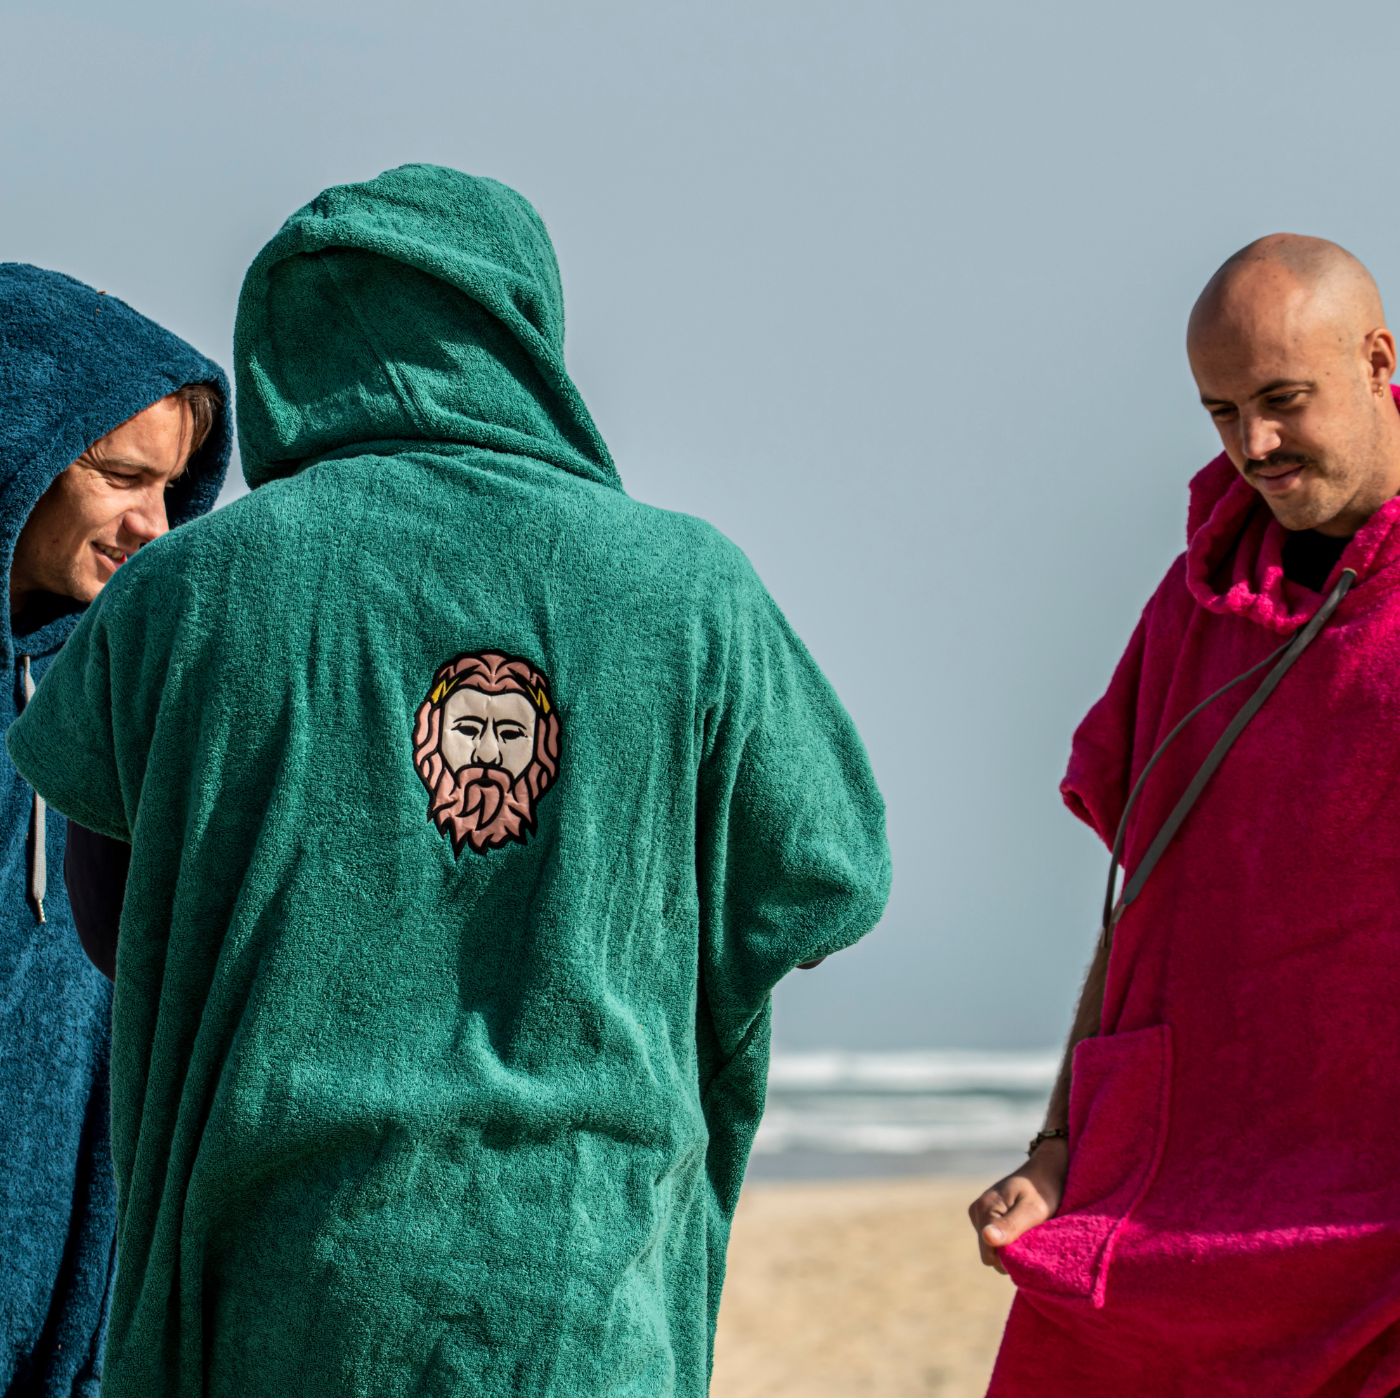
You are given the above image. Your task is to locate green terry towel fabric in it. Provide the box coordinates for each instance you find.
[7,163,892,1398]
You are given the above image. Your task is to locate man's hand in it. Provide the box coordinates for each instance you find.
[971,934,1101,1273]
[967,1138,1070,1274]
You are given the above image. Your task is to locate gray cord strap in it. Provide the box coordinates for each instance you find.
[1101,567,1355,944]
[1099,636,1289,932]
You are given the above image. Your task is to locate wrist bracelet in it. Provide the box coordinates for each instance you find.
[1027,1127,1068,1156]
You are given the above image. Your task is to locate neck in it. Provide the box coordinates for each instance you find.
[1359,406,1400,532]
[1380,400,1400,494]
[9,588,77,640]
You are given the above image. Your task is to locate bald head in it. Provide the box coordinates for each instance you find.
[1189,234,1384,353]
[1186,234,1400,538]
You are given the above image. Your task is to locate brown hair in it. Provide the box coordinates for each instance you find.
[171,381,222,457]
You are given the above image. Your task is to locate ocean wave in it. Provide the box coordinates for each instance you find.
[754,1115,1044,1156]
[754,1049,1057,1161]
[766,1048,1059,1093]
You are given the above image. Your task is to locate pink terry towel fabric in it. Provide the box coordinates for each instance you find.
[989,390,1400,1398]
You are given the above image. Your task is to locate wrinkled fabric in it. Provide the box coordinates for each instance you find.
[991,389,1400,1397]
[7,167,891,1398]
[0,265,228,1396]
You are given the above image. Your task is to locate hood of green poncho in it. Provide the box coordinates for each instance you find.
[234,163,620,491]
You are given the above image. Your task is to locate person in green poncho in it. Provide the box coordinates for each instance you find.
[7,164,891,1398]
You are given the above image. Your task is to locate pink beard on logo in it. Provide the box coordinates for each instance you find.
[428,762,538,854]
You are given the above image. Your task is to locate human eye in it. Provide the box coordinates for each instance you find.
[1207,405,1236,421]
[1267,391,1303,409]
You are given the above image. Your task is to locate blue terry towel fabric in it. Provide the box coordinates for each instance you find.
[0,265,229,1396]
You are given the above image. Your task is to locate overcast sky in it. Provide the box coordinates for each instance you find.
[6,1,1396,1051]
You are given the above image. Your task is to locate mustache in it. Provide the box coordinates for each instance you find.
[1246,453,1314,475]
[459,764,513,796]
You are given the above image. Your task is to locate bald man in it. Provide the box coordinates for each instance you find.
[970,236,1400,1396]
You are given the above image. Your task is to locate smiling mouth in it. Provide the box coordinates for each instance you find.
[1251,464,1308,496]
[93,543,129,568]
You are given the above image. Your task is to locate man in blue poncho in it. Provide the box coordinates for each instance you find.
[0,265,229,1395]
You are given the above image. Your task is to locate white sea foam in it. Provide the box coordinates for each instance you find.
[767,1049,1060,1093]
[753,1049,1057,1162]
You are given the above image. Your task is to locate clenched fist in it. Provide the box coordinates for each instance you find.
[967,1138,1069,1273]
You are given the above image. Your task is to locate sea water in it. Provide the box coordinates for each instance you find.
[750,1049,1058,1180]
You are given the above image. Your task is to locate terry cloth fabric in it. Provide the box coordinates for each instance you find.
[988,387,1400,1399]
[6,165,891,1398]
[0,265,229,1397]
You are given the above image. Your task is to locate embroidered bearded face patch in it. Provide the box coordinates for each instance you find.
[412,651,561,854]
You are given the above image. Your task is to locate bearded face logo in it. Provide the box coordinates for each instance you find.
[412,651,561,854]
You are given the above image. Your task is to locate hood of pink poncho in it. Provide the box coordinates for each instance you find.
[1184,383,1400,633]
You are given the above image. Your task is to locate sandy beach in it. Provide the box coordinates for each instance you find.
[711,1177,1009,1399]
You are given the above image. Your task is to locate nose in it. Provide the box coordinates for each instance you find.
[122,484,171,547]
[1241,411,1283,464]
[475,724,501,767]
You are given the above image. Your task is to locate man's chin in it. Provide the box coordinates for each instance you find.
[1259,487,1336,534]
[46,569,105,608]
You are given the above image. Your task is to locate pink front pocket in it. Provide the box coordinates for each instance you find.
[1002,1023,1172,1308]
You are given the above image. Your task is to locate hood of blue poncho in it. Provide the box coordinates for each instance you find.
[0,263,232,669]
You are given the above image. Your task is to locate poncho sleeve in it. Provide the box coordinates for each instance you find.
[7,581,145,844]
[695,558,891,1058]
[1061,600,1153,849]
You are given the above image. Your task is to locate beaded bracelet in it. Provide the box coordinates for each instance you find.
[1027,1127,1069,1156]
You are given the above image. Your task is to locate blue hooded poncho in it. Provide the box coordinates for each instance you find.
[0,265,229,1395]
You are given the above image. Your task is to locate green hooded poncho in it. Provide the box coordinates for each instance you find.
[7,164,891,1398]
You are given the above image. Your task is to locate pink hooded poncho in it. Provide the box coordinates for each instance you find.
[991,407,1400,1397]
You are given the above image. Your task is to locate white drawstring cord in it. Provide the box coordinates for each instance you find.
[20,655,46,924]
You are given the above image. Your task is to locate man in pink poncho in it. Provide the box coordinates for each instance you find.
[969,235,1400,1397]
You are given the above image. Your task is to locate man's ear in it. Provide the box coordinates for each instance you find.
[1366,327,1397,392]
